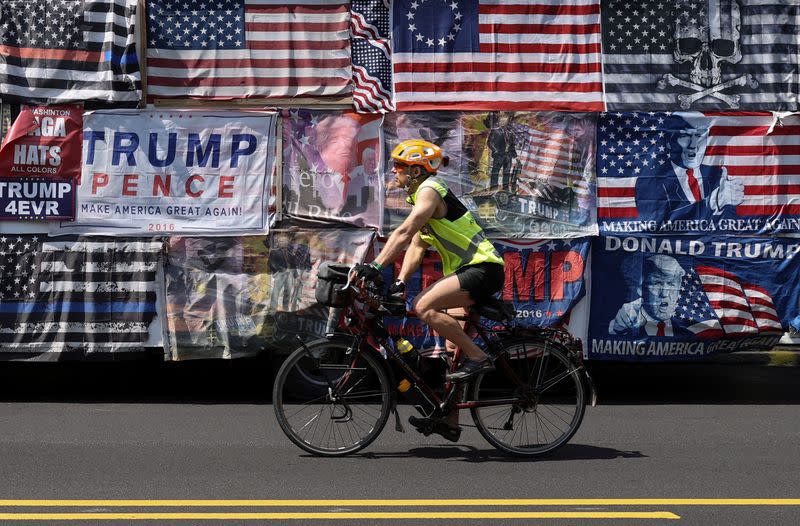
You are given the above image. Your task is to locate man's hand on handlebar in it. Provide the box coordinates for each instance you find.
[388,280,406,299]
[353,262,385,288]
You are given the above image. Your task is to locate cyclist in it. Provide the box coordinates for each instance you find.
[354,139,506,438]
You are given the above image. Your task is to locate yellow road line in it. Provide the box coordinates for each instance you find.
[0,512,681,520]
[0,499,794,507]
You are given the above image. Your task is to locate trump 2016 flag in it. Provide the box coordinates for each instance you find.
[0,0,140,104]
[597,111,800,235]
[602,0,799,111]
[392,0,605,111]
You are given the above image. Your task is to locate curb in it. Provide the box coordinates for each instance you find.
[706,348,800,366]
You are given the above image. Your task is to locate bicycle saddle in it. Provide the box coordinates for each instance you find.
[474,296,515,323]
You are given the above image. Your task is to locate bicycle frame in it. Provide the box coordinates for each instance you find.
[327,276,591,419]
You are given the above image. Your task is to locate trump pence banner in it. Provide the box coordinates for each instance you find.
[283,110,383,229]
[598,112,800,235]
[51,110,277,235]
[380,237,590,354]
[589,234,800,361]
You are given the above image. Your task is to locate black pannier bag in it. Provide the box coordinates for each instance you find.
[315,262,352,307]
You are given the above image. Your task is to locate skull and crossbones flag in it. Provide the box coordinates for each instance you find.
[602,0,799,111]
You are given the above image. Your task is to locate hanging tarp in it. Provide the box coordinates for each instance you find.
[164,229,373,359]
[384,111,598,239]
[462,112,598,238]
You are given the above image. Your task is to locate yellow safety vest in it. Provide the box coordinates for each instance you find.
[408,177,504,276]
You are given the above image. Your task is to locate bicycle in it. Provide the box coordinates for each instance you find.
[272,263,597,457]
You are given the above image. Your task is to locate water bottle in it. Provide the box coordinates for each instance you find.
[395,336,420,367]
[397,378,435,416]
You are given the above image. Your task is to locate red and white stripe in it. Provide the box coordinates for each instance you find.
[352,64,394,114]
[695,265,782,336]
[393,0,604,111]
[597,177,637,218]
[516,128,589,197]
[705,113,800,217]
[741,283,784,333]
[147,0,351,99]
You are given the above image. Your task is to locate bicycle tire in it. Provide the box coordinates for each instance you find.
[273,338,392,457]
[469,337,586,457]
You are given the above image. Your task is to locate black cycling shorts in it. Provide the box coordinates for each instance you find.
[454,262,505,303]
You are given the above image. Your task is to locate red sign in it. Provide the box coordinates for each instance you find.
[0,105,82,179]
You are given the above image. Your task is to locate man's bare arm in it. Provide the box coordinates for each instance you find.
[374,187,439,268]
[397,233,429,282]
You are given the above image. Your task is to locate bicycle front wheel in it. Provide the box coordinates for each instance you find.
[273,338,392,456]
[470,338,586,457]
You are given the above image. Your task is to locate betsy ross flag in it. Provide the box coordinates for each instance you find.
[392,0,605,111]
[603,0,799,111]
[351,0,394,113]
[146,0,352,99]
[0,236,161,351]
[676,266,783,338]
[0,0,140,104]
[597,112,800,233]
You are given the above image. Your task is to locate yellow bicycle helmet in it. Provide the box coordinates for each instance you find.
[391,139,445,173]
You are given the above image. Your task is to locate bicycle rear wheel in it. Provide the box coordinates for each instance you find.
[273,338,392,456]
[469,338,586,457]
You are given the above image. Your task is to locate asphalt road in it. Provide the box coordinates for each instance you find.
[0,359,797,525]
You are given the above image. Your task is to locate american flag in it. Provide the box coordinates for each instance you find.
[603,0,799,111]
[596,111,668,218]
[516,125,590,200]
[0,0,140,104]
[705,113,800,217]
[351,0,394,113]
[146,0,351,99]
[0,236,161,350]
[678,265,783,336]
[597,112,800,225]
[392,0,605,111]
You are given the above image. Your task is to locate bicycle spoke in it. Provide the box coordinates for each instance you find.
[275,342,392,456]
[470,340,585,457]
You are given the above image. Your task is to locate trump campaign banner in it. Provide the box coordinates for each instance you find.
[283,110,383,230]
[598,111,800,236]
[51,110,277,235]
[463,112,598,238]
[0,105,82,179]
[588,234,800,361]
[0,105,81,220]
[379,237,590,355]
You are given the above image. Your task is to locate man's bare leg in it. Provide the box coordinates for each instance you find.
[413,275,486,361]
